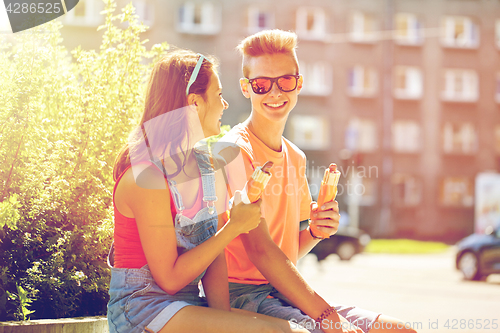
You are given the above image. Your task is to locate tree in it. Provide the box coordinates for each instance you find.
[0,0,168,320]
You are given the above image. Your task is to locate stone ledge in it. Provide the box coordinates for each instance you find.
[0,316,108,333]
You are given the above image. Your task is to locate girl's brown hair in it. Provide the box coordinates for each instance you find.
[113,49,217,181]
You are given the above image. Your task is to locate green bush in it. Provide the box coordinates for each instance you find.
[0,0,167,320]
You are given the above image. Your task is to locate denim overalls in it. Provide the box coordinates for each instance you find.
[107,146,219,333]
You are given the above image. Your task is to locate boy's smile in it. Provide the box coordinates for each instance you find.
[263,100,287,111]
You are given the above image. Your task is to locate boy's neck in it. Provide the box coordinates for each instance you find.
[244,112,286,152]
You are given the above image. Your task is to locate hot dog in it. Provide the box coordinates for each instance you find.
[240,161,273,204]
[309,163,341,239]
[223,161,273,222]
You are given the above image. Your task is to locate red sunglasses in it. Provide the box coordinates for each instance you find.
[245,75,301,95]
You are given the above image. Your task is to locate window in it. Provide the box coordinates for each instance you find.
[496,72,500,103]
[63,0,103,26]
[392,174,422,207]
[496,19,500,49]
[392,121,421,153]
[287,114,329,150]
[347,66,378,97]
[442,122,478,154]
[296,7,327,41]
[441,69,478,102]
[345,118,378,152]
[299,61,332,96]
[177,2,221,35]
[394,66,423,99]
[359,177,377,206]
[441,16,479,48]
[394,13,423,45]
[349,11,377,43]
[347,173,378,206]
[133,0,154,27]
[247,7,274,33]
[440,177,474,207]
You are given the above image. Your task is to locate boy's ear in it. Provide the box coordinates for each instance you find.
[296,75,304,94]
[239,78,251,99]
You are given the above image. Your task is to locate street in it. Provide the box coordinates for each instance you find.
[297,249,500,333]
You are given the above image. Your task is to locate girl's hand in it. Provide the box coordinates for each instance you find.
[228,190,261,235]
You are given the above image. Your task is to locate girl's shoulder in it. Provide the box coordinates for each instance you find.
[119,162,169,192]
[115,162,172,219]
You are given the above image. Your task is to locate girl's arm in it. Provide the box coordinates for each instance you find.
[118,165,260,295]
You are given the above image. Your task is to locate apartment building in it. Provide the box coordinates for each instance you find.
[58,0,500,241]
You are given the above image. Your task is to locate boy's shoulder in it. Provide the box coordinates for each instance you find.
[282,136,306,161]
[221,123,249,143]
[219,123,254,160]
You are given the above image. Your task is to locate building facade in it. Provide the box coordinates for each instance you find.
[59,0,500,241]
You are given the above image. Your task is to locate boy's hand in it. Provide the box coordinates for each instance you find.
[309,200,340,238]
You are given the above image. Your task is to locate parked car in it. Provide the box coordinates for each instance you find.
[300,221,371,261]
[455,226,500,281]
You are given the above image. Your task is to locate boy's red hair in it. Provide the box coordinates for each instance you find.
[236,29,299,78]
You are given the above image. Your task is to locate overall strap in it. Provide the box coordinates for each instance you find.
[150,159,185,214]
[193,143,217,214]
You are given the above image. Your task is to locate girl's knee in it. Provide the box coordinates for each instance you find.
[262,323,287,333]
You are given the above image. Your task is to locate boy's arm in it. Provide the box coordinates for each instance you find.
[240,218,340,322]
[200,211,242,311]
[298,223,322,259]
[201,251,231,311]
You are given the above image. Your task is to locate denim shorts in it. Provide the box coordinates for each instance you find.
[229,283,381,333]
[107,264,208,333]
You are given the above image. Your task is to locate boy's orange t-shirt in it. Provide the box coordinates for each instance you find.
[221,124,312,285]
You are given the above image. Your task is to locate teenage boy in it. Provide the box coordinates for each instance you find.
[221,30,417,333]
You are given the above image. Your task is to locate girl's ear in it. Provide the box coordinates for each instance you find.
[239,78,251,99]
[187,93,198,106]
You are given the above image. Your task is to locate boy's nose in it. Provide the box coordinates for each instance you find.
[268,81,282,97]
[223,98,229,109]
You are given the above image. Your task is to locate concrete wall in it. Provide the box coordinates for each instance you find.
[0,316,108,333]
